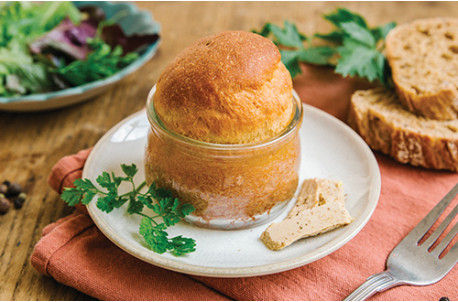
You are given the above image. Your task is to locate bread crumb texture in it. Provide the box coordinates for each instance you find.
[260,178,353,251]
[386,18,458,120]
[154,31,293,144]
[348,88,458,171]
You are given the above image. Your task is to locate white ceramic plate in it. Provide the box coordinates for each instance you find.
[84,105,381,277]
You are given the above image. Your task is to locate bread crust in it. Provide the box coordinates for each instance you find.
[154,31,293,144]
[348,88,458,172]
[385,18,458,120]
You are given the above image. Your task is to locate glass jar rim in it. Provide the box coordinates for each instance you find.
[146,85,303,151]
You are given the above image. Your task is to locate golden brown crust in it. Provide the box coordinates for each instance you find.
[385,18,458,120]
[154,31,293,144]
[348,88,458,172]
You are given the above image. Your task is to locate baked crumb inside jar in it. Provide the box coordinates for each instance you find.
[145,86,303,229]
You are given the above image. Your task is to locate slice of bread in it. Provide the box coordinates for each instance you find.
[348,88,458,171]
[385,18,458,120]
[260,178,353,251]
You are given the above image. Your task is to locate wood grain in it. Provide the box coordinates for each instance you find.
[0,1,456,300]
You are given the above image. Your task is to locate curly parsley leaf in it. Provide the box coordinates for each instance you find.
[169,235,197,256]
[61,178,96,206]
[60,164,196,256]
[253,7,396,86]
[139,218,169,254]
[121,163,138,179]
[127,195,144,215]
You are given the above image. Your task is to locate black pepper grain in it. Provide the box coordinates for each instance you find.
[0,194,10,214]
[439,297,450,301]
[0,183,7,195]
[13,192,27,209]
[6,182,21,197]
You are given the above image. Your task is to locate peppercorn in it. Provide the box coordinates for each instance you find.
[2,180,10,187]
[0,194,10,214]
[439,297,450,301]
[0,183,7,195]
[13,192,27,209]
[6,182,22,197]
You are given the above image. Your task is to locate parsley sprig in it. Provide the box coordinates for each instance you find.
[254,8,396,86]
[61,164,196,256]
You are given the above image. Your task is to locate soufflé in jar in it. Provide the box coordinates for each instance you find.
[145,31,303,229]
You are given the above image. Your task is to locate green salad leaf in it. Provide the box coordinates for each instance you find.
[0,1,156,97]
[53,38,139,87]
[0,1,81,45]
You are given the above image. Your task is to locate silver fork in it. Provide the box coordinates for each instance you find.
[345,182,458,301]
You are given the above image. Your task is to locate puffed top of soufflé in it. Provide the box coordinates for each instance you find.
[153,31,294,144]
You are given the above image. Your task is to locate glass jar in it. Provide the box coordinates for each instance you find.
[145,85,303,229]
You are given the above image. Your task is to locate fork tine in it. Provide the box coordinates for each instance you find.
[442,233,458,263]
[432,221,458,257]
[404,183,458,244]
[423,204,458,250]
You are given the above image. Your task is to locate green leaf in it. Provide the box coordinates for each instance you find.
[152,203,161,214]
[139,217,169,254]
[335,40,380,82]
[314,31,344,44]
[0,40,52,94]
[298,46,336,65]
[61,187,84,206]
[138,195,155,209]
[80,190,96,205]
[279,49,303,78]
[121,163,138,179]
[147,182,173,200]
[96,172,112,188]
[0,2,82,46]
[96,193,126,213]
[96,194,116,213]
[374,51,388,85]
[73,178,96,191]
[179,204,195,217]
[269,21,305,48]
[253,8,396,86]
[252,23,272,37]
[61,178,98,206]
[127,195,143,214]
[60,164,197,257]
[36,2,82,31]
[168,235,196,256]
[96,171,118,194]
[53,38,138,87]
[371,22,396,41]
[324,7,368,29]
[340,22,375,48]
[111,173,126,187]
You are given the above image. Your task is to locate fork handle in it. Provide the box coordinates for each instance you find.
[344,270,401,301]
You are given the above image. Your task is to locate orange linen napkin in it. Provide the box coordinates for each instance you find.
[32,66,457,301]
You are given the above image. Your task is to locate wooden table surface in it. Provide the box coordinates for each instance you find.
[0,1,456,300]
